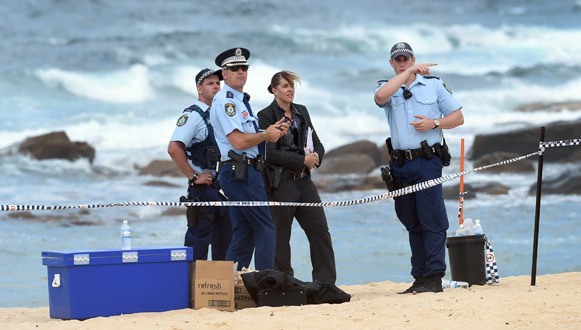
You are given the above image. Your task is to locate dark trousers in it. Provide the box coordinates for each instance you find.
[219,165,275,271]
[184,184,232,261]
[392,156,449,279]
[268,176,337,284]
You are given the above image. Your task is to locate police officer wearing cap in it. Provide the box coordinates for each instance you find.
[374,42,464,293]
[168,68,232,261]
[210,47,290,270]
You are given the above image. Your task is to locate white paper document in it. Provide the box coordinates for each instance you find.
[304,127,314,154]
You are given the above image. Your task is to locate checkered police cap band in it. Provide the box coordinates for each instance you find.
[221,55,249,67]
[390,42,414,60]
[195,68,222,85]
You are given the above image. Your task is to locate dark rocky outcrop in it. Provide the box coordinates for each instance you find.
[444,183,476,200]
[318,140,389,175]
[444,182,510,200]
[468,119,581,163]
[17,131,95,163]
[161,207,186,216]
[324,140,384,166]
[529,170,581,195]
[473,152,535,173]
[312,173,385,193]
[317,154,377,175]
[138,160,181,177]
[143,180,181,188]
[3,210,98,225]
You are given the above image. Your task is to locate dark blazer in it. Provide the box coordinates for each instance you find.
[257,100,325,173]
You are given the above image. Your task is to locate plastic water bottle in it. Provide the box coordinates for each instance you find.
[455,224,465,236]
[463,218,474,235]
[441,279,469,289]
[473,219,484,235]
[120,220,132,250]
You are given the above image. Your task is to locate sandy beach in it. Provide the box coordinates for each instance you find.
[1,272,579,330]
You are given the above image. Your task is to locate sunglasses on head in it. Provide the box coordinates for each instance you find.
[226,65,249,72]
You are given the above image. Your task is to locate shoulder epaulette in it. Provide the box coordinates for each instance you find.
[184,104,209,123]
[226,91,234,99]
[376,79,388,86]
[183,104,203,113]
[424,75,440,80]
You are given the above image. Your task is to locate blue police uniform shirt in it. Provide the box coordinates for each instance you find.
[210,83,259,161]
[170,100,211,174]
[375,75,462,150]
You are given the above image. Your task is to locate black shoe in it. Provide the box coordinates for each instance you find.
[398,277,424,294]
[308,282,351,304]
[323,284,351,304]
[412,276,443,294]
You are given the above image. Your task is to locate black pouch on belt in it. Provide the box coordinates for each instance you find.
[254,155,263,172]
[234,153,248,180]
[421,140,434,160]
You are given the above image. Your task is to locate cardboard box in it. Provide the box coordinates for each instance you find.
[41,247,193,320]
[234,272,257,310]
[191,261,236,311]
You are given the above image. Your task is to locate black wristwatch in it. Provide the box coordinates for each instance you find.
[188,172,199,185]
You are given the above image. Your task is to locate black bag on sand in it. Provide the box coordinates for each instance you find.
[241,270,351,307]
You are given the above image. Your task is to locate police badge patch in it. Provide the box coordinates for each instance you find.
[176,114,188,126]
[225,103,236,117]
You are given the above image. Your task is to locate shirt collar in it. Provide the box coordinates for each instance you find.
[413,74,428,87]
[194,100,210,111]
[223,83,244,100]
[273,100,301,118]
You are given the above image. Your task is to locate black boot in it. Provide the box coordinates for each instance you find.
[398,276,424,294]
[413,276,443,293]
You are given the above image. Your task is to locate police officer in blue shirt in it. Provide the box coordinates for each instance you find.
[210,47,290,270]
[168,68,232,261]
[374,42,464,293]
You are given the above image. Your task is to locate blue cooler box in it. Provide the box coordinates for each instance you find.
[41,247,193,319]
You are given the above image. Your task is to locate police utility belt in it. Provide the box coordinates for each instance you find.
[389,140,451,167]
[223,150,264,180]
[381,138,451,192]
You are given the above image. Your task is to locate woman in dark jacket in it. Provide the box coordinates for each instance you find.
[257,71,337,285]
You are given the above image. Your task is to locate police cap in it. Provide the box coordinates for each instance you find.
[215,47,250,68]
[195,68,223,85]
[390,42,414,60]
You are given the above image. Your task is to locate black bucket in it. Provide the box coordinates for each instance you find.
[446,234,486,286]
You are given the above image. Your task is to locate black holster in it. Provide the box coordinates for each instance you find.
[180,195,199,228]
[433,138,451,167]
[228,150,249,180]
[421,140,434,160]
[380,164,397,192]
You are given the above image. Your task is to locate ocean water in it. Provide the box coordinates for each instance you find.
[1,0,581,308]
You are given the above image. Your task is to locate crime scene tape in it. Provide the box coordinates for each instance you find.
[1,137,579,212]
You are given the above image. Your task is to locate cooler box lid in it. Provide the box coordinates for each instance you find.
[41,246,193,267]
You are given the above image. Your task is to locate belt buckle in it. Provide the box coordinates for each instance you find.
[405,150,413,160]
[295,171,306,180]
